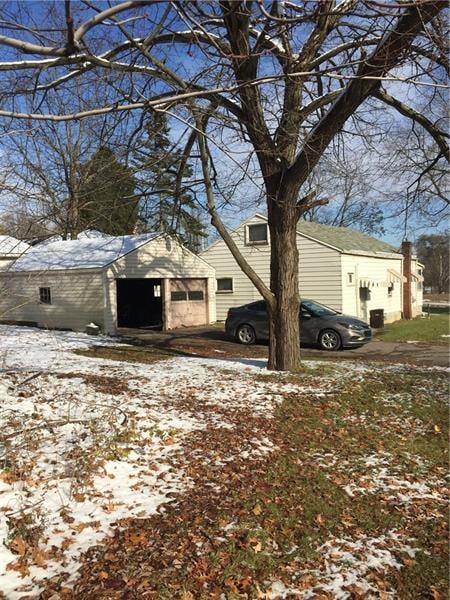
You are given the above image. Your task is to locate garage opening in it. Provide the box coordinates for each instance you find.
[116,279,163,329]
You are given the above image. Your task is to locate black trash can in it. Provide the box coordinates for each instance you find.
[370,309,384,329]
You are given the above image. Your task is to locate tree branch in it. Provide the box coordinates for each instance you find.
[195,108,274,305]
[287,0,447,188]
[373,88,449,161]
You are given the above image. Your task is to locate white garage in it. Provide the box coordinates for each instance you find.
[0,232,216,334]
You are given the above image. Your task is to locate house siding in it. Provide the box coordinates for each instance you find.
[340,254,403,323]
[0,270,104,331]
[201,215,343,320]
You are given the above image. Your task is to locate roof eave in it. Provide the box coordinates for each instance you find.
[341,249,401,259]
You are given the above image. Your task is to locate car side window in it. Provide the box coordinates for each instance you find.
[300,306,312,318]
[251,301,267,312]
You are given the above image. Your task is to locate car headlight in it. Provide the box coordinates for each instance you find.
[339,322,365,331]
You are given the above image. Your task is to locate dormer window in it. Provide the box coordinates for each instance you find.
[246,223,268,245]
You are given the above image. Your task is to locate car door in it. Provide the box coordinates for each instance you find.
[248,301,270,340]
[299,304,317,345]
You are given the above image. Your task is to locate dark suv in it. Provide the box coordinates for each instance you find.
[225,299,372,350]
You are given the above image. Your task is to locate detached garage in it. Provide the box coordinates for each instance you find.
[0,232,216,334]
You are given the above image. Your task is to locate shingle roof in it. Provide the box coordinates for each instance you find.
[10,233,161,272]
[297,220,397,254]
[0,236,30,256]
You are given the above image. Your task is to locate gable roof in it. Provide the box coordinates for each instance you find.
[296,220,397,254]
[0,236,30,256]
[10,233,161,272]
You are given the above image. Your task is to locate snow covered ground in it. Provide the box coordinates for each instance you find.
[0,326,343,598]
[0,326,447,599]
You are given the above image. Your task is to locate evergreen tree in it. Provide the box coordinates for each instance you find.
[133,112,206,252]
[79,146,138,235]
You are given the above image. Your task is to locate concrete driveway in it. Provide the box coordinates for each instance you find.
[117,325,449,368]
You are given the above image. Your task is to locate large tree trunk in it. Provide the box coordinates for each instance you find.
[267,192,301,371]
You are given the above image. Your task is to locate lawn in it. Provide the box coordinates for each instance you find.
[0,325,448,599]
[376,314,450,344]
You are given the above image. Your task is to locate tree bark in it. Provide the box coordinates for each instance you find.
[267,189,301,371]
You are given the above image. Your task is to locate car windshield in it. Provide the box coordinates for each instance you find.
[302,299,338,317]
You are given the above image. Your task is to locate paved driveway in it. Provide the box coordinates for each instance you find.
[118,325,449,368]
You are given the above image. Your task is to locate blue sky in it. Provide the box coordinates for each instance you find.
[0,1,447,248]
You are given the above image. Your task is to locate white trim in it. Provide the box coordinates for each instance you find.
[216,277,234,293]
[388,268,407,283]
[245,222,269,246]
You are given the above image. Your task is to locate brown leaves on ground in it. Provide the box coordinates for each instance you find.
[34,368,449,599]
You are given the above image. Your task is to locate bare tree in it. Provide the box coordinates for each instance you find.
[0,0,447,369]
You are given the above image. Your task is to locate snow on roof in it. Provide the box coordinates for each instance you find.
[10,233,161,272]
[0,235,30,256]
[77,230,114,240]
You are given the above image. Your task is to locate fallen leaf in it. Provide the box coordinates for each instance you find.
[10,536,29,557]
[253,541,262,553]
[253,503,262,516]
[31,548,47,567]
[6,559,30,577]
[430,587,443,600]
[314,513,325,527]
[402,558,417,567]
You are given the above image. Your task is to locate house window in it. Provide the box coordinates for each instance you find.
[217,278,233,293]
[347,273,354,285]
[153,284,161,297]
[171,291,187,301]
[418,268,422,276]
[188,290,204,301]
[247,223,268,245]
[39,287,52,305]
[387,282,394,297]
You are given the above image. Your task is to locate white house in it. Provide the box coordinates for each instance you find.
[0,232,216,334]
[201,214,424,323]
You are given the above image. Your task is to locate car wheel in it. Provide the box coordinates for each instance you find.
[318,329,342,351]
[236,324,256,345]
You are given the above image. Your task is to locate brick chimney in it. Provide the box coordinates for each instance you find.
[402,241,412,320]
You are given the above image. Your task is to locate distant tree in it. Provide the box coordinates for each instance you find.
[303,153,385,236]
[0,92,133,240]
[132,113,206,252]
[79,147,138,236]
[416,234,449,294]
[0,211,54,241]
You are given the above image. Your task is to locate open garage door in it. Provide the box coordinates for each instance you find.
[116,279,162,328]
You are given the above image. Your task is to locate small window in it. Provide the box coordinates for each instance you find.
[347,273,354,285]
[39,287,52,305]
[153,284,161,298]
[387,282,394,297]
[171,291,187,301]
[418,268,422,276]
[247,223,268,245]
[217,278,233,293]
[188,290,204,301]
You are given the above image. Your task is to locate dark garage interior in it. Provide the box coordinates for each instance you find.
[116,278,163,328]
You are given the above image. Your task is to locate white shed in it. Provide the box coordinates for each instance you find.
[0,233,216,334]
[200,214,423,323]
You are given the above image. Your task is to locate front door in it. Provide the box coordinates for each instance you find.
[359,286,370,322]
